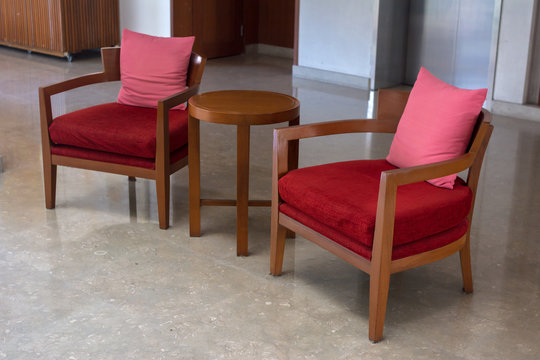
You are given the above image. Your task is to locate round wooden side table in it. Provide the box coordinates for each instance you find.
[188,90,300,256]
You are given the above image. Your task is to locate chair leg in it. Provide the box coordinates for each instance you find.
[44,163,57,209]
[270,223,287,275]
[460,237,474,293]
[368,269,391,342]
[155,174,170,229]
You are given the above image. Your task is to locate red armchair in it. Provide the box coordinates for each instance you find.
[270,89,493,342]
[39,47,206,229]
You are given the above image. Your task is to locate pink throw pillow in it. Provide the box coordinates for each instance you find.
[117,29,195,110]
[386,67,487,189]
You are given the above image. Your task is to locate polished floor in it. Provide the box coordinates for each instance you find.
[1,46,539,359]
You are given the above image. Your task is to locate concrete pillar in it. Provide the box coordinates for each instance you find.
[493,0,538,104]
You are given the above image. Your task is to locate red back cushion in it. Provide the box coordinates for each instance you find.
[386,67,487,189]
[117,29,195,110]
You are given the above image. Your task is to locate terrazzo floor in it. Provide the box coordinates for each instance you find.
[1,46,539,359]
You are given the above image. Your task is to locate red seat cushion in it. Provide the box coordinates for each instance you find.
[280,204,469,260]
[278,160,472,253]
[51,144,188,170]
[49,103,188,159]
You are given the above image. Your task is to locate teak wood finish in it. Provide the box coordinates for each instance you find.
[39,47,207,229]
[171,0,243,59]
[0,0,119,60]
[258,0,295,49]
[270,89,494,342]
[188,90,300,256]
[171,0,295,58]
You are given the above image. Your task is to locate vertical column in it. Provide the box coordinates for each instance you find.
[493,0,537,103]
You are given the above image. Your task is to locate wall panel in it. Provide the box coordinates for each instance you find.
[258,0,294,48]
[406,0,494,89]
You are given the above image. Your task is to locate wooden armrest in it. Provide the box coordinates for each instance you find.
[39,71,111,133]
[372,122,493,260]
[157,85,200,112]
[39,47,120,130]
[156,85,201,144]
[383,153,474,187]
[155,85,201,169]
[372,152,475,266]
[39,72,107,97]
[274,119,397,142]
[272,119,397,180]
[383,121,493,187]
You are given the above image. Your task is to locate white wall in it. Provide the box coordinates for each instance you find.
[493,0,537,103]
[119,0,171,38]
[297,0,376,79]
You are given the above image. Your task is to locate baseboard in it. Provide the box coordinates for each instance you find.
[491,100,540,123]
[245,44,293,59]
[292,65,371,90]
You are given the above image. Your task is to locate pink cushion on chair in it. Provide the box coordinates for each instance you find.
[278,160,473,250]
[386,67,487,189]
[49,103,189,158]
[117,29,195,110]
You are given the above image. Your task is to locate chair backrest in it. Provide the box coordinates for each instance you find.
[465,109,493,204]
[376,89,410,123]
[186,52,206,87]
[99,47,206,87]
[467,108,492,151]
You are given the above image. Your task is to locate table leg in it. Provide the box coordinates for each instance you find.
[188,115,201,236]
[237,125,250,256]
[286,116,300,239]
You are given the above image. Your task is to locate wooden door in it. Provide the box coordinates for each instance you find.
[172,0,244,59]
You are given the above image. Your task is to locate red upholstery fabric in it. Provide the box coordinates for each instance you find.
[278,160,472,250]
[51,144,188,170]
[280,203,468,260]
[49,103,188,159]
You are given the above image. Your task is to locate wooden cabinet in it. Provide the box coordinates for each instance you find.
[0,0,119,60]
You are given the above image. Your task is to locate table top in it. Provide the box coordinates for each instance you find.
[188,90,300,126]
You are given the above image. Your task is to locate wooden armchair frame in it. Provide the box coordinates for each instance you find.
[270,89,493,342]
[39,47,207,229]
